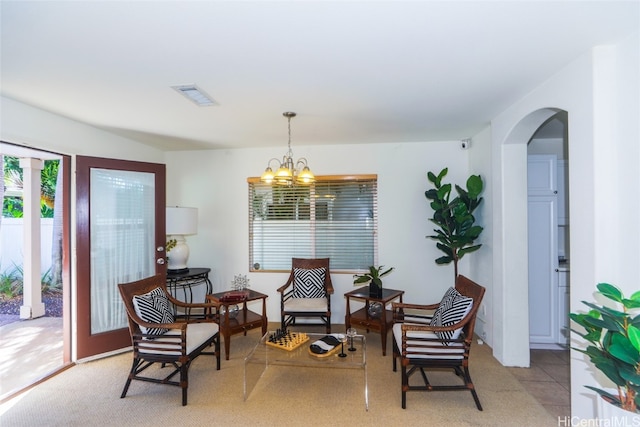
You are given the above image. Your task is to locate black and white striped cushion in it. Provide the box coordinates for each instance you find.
[292,268,326,298]
[430,287,473,344]
[132,287,174,336]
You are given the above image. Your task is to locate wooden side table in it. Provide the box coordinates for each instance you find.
[206,289,268,360]
[344,287,404,356]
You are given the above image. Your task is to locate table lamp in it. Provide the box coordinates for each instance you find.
[166,206,198,273]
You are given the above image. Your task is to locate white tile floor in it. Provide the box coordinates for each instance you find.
[0,317,64,401]
[508,349,571,419]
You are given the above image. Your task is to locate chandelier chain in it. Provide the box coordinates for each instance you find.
[285,112,295,158]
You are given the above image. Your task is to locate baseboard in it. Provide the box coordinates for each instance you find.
[530,342,568,350]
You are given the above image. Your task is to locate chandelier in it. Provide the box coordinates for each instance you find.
[260,112,315,185]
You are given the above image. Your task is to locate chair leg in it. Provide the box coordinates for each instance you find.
[180,363,188,406]
[215,334,221,371]
[120,357,140,398]
[401,365,408,409]
[463,366,483,411]
[392,339,399,372]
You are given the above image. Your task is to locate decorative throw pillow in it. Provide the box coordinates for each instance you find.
[292,267,326,298]
[430,287,473,344]
[132,287,174,336]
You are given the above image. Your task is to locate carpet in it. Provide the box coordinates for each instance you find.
[0,327,556,426]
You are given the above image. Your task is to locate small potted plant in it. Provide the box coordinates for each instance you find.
[570,282,640,416]
[353,265,394,298]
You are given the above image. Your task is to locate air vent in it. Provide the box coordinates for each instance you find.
[171,85,217,106]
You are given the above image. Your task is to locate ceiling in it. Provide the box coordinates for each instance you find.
[1,1,638,151]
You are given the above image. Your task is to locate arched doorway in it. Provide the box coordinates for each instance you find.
[496,107,568,366]
[527,112,570,349]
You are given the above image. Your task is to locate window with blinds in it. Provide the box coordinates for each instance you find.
[248,175,377,272]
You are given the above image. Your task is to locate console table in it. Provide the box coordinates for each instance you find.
[166,267,212,303]
[206,289,268,360]
[344,287,404,356]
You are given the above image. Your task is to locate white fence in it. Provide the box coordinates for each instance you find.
[0,218,54,275]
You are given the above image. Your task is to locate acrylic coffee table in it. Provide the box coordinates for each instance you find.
[244,331,368,410]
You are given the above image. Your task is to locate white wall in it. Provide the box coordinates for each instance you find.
[468,125,493,344]
[1,97,164,162]
[164,141,477,327]
[491,30,640,420]
[0,219,54,275]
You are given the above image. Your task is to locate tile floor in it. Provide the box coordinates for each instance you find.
[508,348,571,419]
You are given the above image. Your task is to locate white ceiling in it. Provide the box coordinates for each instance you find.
[1,1,638,151]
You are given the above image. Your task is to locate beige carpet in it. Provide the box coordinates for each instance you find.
[0,327,555,426]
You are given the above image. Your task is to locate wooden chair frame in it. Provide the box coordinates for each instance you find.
[118,274,221,406]
[391,275,486,410]
[277,258,334,333]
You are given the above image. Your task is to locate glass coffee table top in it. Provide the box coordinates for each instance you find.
[244,331,368,410]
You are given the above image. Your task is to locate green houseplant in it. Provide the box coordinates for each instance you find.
[570,282,640,413]
[353,265,394,298]
[425,168,484,278]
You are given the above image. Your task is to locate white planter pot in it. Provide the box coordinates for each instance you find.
[598,397,640,427]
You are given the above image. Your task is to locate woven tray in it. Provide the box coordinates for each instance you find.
[308,335,345,358]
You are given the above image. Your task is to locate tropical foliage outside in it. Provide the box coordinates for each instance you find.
[2,155,59,218]
[1,155,63,301]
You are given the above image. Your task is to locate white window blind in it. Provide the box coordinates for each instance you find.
[248,175,377,272]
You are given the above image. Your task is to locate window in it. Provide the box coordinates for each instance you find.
[248,175,377,272]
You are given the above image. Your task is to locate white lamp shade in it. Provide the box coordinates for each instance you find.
[166,207,198,235]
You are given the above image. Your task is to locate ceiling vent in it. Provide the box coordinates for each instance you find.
[171,85,217,107]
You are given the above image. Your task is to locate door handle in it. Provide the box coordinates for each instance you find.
[157,258,166,265]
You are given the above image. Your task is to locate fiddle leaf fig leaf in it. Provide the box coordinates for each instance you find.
[630,291,640,302]
[437,168,448,183]
[608,334,639,365]
[628,325,640,353]
[466,174,483,199]
[427,171,438,185]
[598,283,623,302]
[623,298,640,309]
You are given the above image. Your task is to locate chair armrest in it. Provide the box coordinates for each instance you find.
[166,293,219,310]
[392,302,439,311]
[400,310,475,335]
[158,293,220,323]
[325,282,334,295]
[392,302,437,324]
[277,277,294,294]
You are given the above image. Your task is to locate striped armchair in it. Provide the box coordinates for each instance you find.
[277,258,334,333]
[391,275,486,410]
[118,274,221,406]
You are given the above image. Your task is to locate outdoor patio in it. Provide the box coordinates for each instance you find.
[0,316,64,401]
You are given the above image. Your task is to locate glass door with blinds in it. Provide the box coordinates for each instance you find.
[76,156,166,359]
[248,175,377,272]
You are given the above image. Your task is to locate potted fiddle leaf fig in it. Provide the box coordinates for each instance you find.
[425,168,484,279]
[570,282,640,414]
[353,265,394,298]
